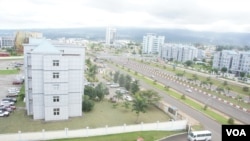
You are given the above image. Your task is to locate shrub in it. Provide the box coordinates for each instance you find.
[181,94,186,100]
[243,87,249,92]
[228,117,234,124]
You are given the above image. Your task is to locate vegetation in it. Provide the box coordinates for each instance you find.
[132,90,161,122]
[0,69,20,75]
[49,131,183,141]
[114,62,232,124]
[82,95,95,112]
[228,117,235,124]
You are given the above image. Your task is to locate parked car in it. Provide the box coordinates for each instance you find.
[0,110,9,117]
[110,83,119,88]
[123,95,133,101]
[0,112,7,117]
[12,80,23,85]
[0,101,14,106]
[8,87,20,94]
[2,98,17,103]
[6,94,18,98]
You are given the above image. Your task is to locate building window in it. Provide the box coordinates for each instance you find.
[53,72,59,79]
[53,96,59,102]
[53,60,59,66]
[53,108,60,115]
[53,84,59,90]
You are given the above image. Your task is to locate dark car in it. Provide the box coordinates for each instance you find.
[12,80,23,85]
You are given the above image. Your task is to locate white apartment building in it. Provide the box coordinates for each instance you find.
[213,50,250,74]
[105,27,117,46]
[160,43,198,62]
[212,50,237,71]
[142,33,165,54]
[0,36,14,48]
[23,38,84,121]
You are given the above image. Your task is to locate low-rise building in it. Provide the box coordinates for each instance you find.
[23,38,85,121]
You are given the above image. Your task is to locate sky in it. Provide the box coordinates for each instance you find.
[1,0,250,33]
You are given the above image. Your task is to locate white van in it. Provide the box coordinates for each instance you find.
[187,130,212,141]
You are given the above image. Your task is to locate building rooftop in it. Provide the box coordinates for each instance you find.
[32,40,61,54]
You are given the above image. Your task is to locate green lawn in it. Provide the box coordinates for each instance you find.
[49,131,184,141]
[0,100,170,134]
[0,69,20,75]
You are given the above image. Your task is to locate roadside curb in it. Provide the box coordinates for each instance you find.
[156,132,187,141]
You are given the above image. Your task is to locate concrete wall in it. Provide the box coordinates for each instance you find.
[0,120,187,141]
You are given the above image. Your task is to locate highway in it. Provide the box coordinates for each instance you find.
[105,59,221,141]
[110,58,250,123]
[98,54,250,141]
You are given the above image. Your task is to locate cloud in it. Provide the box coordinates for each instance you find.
[0,0,250,32]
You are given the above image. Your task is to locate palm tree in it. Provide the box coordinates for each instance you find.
[132,95,147,123]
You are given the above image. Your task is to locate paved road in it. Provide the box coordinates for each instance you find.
[159,133,188,141]
[111,58,250,123]
[106,62,221,141]
[101,54,250,141]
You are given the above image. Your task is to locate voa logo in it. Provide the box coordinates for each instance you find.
[226,129,246,136]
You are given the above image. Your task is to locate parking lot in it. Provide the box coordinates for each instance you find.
[0,59,24,117]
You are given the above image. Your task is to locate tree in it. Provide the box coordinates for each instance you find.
[118,74,125,87]
[86,58,92,67]
[122,101,130,110]
[84,85,96,100]
[137,90,161,105]
[113,71,120,83]
[185,60,193,67]
[223,81,228,86]
[95,82,109,101]
[192,74,198,83]
[115,91,123,102]
[82,95,95,112]
[132,94,148,123]
[221,67,227,74]
[130,80,140,94]
[228,117,234,124]
[240,72,246,78]
[124,75,132,91]
[88,64,98,78]
[226,87,231,94]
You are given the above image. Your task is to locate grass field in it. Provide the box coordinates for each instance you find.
[0,100,171,134]
[49,131,185,141]
[0,69,20,75]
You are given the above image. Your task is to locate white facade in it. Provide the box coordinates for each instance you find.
[212,50,237,71]
[105,27,116,46]
[24,38,84,121]
[213,50,250,74]
[142,33,165,54]
[0,36,14,48]
[160,43,198,62]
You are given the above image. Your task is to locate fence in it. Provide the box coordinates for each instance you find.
[0,120,187,141]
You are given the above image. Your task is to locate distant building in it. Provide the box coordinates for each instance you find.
[213,50,250,75]
[23,38,84,121]
[142,33,165,54]
[14,31,43,54]
[0,36,14,48]
[212,50,237,71]
[160,43,198,62]
[105,27,117,46]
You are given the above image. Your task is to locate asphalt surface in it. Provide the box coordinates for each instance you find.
[0,59,23,100]
[100,54,250,141]
[111,58,250,123]
[106,61,221,141]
